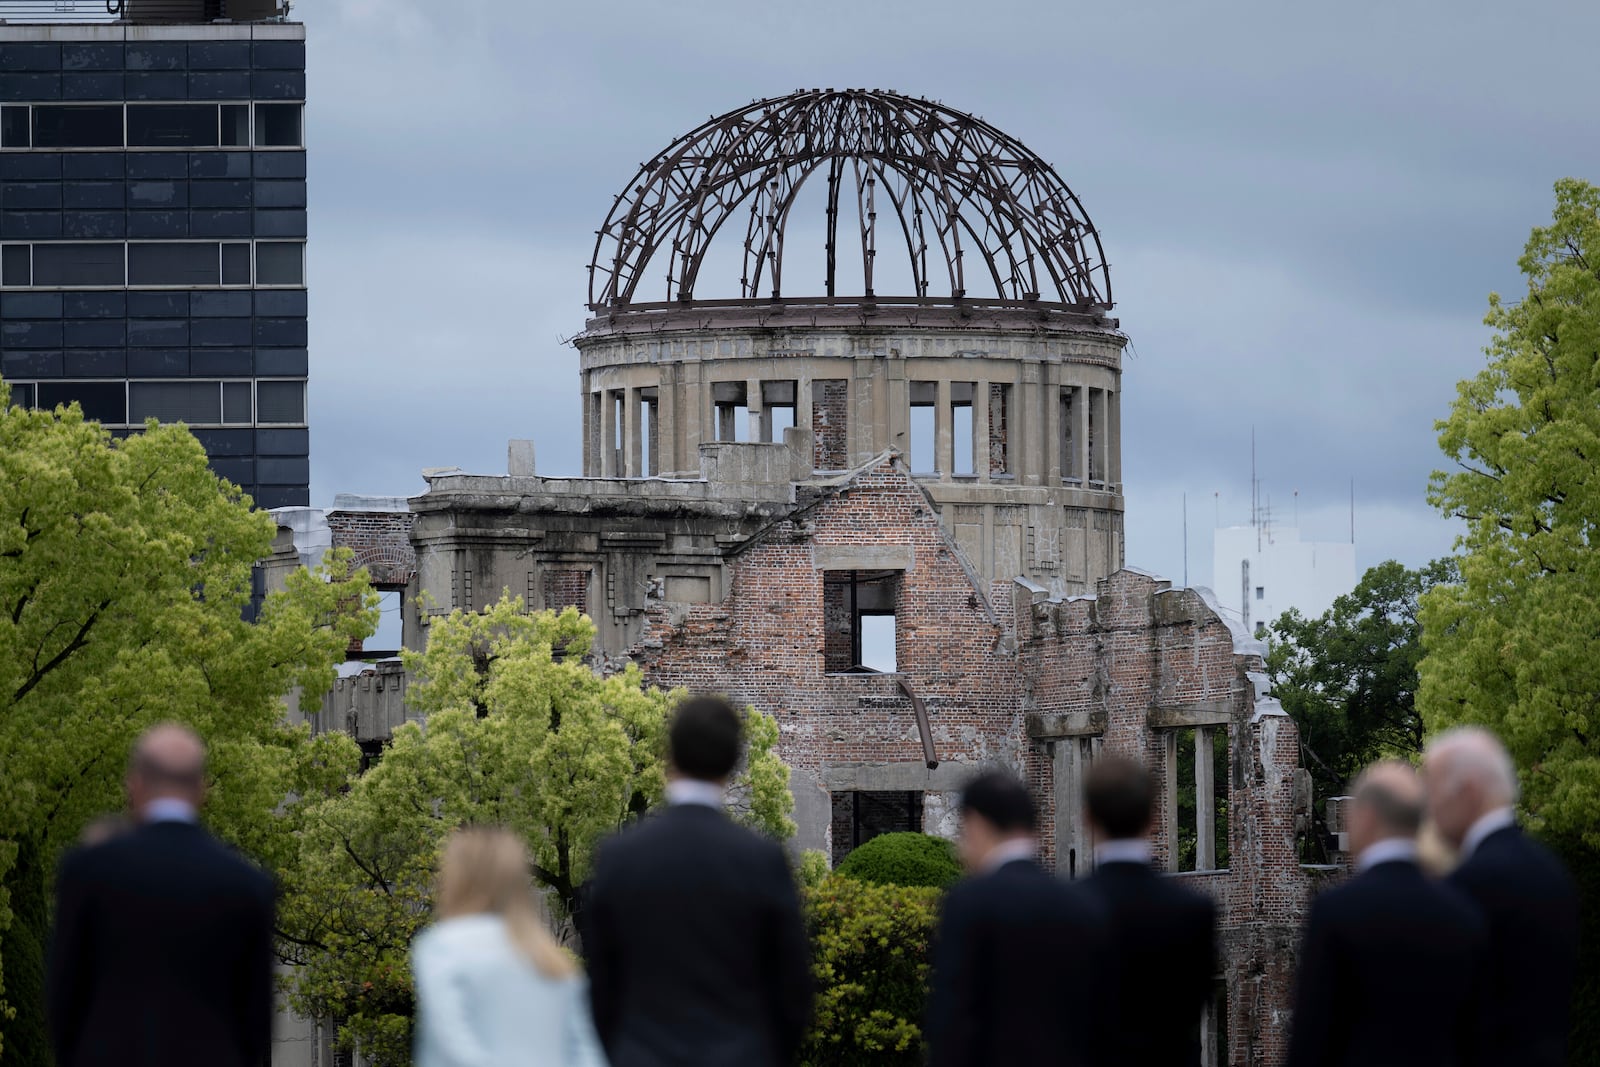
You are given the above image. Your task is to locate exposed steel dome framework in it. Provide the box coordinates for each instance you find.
[588,89,1112,312]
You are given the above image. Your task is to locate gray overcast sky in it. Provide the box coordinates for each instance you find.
[299,0,1600,591]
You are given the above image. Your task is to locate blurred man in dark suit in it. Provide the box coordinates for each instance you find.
[48,724,276,1067]
[1288,760,1487,1067]
[585,695,812,1067]
[927,770,1109,1067]
[1081,756,1215,1066]
[1424,727,1579,1067]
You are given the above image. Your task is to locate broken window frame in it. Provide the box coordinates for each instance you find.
[823,569,902,674]
[1164,724,1230,873]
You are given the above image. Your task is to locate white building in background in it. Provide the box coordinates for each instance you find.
[1211,524,1357,637]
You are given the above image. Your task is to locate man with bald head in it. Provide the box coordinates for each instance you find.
[1424,727,1579,1067]
[1287,760,1486,1067]
[48,724,276,1067]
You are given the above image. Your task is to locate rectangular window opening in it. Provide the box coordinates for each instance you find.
[1,106,30,149]
[760,380,797,443]
[256,380,306,425]
[639,388,659,476]
[1171,725,1230,873]
[822,569,901,674]
[32,104,123,149]
[1061,386,1079,483]
[34,243,125,287]
[221,104,251,147]
[254,103,303,148]
[2,244,31,287]
[6,383,35,410]
[37,381,127,425]
[128,104,221,148]
[830,789,924,867]
[909,380,937,473]
[951,401,974,476]
[255,241,305,286]
[712,381,748,442]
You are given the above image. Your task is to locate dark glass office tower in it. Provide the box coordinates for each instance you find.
[0,3,308,508]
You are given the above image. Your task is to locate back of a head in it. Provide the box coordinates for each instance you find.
[1428,726,1518,806]
[127,723,207,811]
[669,695,743,782]
[436,827,573,979]
[960,771,1036,835]
[1084,756,1154,841]
[1351,760,1425,841]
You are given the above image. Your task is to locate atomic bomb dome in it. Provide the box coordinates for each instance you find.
[587,88,1112,309]
[577,89,1126,591]
[302,90,1319,1067]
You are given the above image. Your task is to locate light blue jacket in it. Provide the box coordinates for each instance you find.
[411,914,609,1067]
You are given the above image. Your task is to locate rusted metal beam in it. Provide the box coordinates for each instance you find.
[896,677,939,770]
[589,89,1112,311]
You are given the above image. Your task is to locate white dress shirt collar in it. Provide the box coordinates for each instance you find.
[1095,838,1153,867]
[982,836,1038,873]
[665,779,725,809]
[1355,836,1419,873]
[143,797,199,824]
[1460,806,1516,860]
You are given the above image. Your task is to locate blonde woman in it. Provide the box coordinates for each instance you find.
[412,827,608,1067]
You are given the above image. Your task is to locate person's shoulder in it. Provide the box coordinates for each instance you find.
[1457,828,1576,898]
[412,915,505,964]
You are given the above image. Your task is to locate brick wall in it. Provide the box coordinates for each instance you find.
[327,510,416,587]
[627,487,1311,1065]
[812,379,849,470]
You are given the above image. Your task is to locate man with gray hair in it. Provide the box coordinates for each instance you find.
[47,724,276,1067]
[1288,760,1486,1067]
[1424,727,1579,1067]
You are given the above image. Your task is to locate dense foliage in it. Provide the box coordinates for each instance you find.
[277,594,795,1065]
[835,832,962,889]
[0,386,376,1064]
[1269,560,1457,796]
[1418,178,1600,847]
[800,875,940,1067]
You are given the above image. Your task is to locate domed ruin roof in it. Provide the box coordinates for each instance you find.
[588,89,1111,311]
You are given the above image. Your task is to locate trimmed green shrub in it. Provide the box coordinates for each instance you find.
[835,832,961,889]
[801,875,940,1067]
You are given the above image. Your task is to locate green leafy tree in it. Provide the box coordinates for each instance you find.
[1418,178,1600,846]
[801,875,940,1067]
[1269,559,1458,799]
[278,594,795,1065]
[0,385,376,1063]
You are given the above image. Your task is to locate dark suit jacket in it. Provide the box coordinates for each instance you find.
[1082,859,1216,1067]
[1287,859,1487,1067]
[927,858,1111,1067]
[583,803,813,1067]
[47,819,276,1067]
[1449,825,1579,1067]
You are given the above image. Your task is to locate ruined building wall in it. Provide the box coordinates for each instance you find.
[1017,572,1313,1066]
[632,456,1023,853]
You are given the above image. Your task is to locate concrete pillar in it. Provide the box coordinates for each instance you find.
[625,387,642,477]
[1044,366,1063,485]
[657,365,678,476]
[974,378,990,484]
[1016,376,1038,483]
[581,383,595,476]
[935,378,952,479]
[1196,727,1215,871]
[747,376,763,442]
[599,388,617,478]
[1108,388,1122,486]
[1075,387,1090,488]
[1163,729,1180,872]
[796,374,814,468]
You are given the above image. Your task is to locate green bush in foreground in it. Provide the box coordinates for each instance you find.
[801,875,940,1067]
[836,832,961,889]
